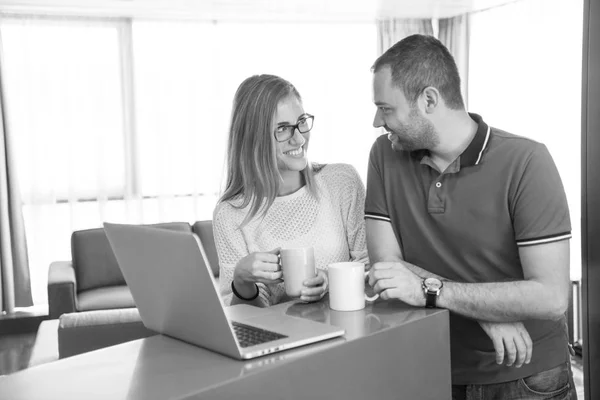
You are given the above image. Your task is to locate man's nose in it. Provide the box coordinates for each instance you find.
[373,110,384,128]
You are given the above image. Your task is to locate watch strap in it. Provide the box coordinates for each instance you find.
[422,278,441,308]
[425,290,437,308]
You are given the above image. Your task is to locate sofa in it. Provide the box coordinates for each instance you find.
[47,220,220,319]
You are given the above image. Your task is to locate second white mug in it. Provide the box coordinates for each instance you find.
[328,262,378,311]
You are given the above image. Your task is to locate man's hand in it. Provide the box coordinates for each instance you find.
[368,261,423,306]
[478,321,533,368]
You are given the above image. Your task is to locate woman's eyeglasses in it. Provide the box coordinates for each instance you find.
[274,114,314,142]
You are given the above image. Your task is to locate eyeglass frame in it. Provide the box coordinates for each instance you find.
[273,114,315,142]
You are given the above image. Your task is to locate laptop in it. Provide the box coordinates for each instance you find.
[103,222,344,360]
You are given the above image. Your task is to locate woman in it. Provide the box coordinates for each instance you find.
[213,74,367,307]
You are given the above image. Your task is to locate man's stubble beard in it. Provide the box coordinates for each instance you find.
[388,111,439,153]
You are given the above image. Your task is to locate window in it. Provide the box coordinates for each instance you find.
[0,16,377,304]
[2,19,126,202]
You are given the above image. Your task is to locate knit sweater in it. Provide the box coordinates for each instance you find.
[213,163,368,307]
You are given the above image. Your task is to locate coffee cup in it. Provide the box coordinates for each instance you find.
[280,247,316,297]
[328,262,378,311]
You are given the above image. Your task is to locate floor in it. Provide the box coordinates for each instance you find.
[572,353,585,399]
[0,333,36,376]
[0,331,588,398]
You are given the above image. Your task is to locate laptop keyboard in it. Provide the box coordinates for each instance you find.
[231,321,288,348]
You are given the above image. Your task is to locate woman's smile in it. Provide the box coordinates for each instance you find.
[284,147,304,157]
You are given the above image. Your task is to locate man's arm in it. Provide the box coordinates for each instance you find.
[366,219,570,322]
[366,219,535,367]
[365,219,443,279]
[435,240,570,322]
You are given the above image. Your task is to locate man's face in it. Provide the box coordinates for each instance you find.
[372,66,439,152]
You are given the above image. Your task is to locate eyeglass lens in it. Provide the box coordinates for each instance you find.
[276,115,313,142]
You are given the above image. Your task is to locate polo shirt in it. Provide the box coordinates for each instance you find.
[365,113,572,385]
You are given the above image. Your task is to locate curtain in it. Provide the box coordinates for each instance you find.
[0,18,129,305]
[0,29,32,313]
[376,19,434,56]
[438,14,469,107]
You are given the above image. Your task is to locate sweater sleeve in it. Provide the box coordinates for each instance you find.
[338,165,369,267]
[212,203,271,307]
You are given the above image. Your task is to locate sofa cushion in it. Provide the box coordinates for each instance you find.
[72,222,191,292]
[77,285,136,311]
[58,308,155,359]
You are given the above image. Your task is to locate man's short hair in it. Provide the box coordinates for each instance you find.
[372,34,465,110]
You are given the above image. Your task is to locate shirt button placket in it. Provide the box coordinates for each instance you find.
[427,178,445,213]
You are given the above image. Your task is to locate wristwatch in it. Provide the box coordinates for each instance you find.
[422,277,443,308]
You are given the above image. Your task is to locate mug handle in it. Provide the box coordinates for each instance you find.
[364,271,379,302]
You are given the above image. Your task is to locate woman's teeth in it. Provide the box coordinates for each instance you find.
[284,148,303,156]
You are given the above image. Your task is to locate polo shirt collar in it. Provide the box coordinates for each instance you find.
[459,113,491,167]
[411,113,491,169]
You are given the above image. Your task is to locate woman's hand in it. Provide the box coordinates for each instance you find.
[300,269,328,303]
[233,248,282,297]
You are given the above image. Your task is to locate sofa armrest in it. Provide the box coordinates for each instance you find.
[58,309,156,359]
[47,261,78,319]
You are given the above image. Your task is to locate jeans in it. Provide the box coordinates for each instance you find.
[451,361,577,400]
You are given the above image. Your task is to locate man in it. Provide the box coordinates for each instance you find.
[366,34,576,399]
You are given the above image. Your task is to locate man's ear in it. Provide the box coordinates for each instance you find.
[421,87,440,114]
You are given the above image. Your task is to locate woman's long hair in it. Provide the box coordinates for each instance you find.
[219,74,318,226]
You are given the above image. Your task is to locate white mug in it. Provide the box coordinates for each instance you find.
[280,247,316,298]
[328,262,379,311]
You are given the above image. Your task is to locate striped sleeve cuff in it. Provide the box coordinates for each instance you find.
[517,232,572,247]
[365,212,391,222]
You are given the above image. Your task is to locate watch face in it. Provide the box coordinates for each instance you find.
[424,277,443,291]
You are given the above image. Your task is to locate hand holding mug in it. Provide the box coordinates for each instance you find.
[233,248,282,290]
[299,269,328,302]
[368,261,423,305]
